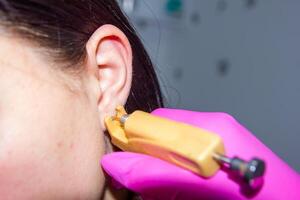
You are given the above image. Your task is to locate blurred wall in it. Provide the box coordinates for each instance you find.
[120,0,300,172]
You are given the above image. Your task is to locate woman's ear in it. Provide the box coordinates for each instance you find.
[85,24,132,130]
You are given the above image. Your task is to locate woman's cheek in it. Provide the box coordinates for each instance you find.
[0,141,52,199]
[0,114,105,199]
[0,71,106,198]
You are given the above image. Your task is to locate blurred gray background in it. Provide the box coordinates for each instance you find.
[118,0,300,172]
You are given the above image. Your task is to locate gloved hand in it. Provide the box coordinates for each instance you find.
[101,108,300,200]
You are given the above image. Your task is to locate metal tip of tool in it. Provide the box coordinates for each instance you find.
[213,153,266,190]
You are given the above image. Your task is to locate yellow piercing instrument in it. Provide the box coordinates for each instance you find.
[105,106,265,188]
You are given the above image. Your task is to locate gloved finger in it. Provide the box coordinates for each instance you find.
[101,152,230,200]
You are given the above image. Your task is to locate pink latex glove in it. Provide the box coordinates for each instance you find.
[101,108,300,200]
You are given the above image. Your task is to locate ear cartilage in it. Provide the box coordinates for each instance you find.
[105,106,265,189]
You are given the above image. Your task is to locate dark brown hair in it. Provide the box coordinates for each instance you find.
[0,0,164,113]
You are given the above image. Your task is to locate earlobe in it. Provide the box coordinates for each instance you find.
[85,25,132,129]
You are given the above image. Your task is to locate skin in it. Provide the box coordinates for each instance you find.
[0,25,132,199]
